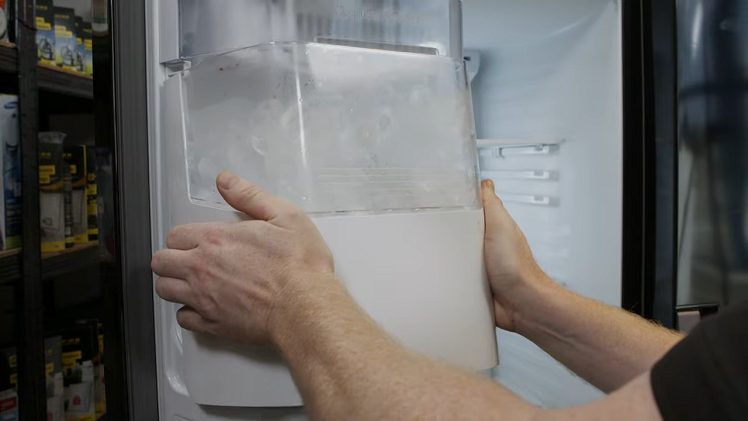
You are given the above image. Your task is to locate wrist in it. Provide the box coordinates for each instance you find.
[268,273,344,349]
[509,270,565,338]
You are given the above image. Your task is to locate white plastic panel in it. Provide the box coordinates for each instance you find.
[464,0,623,408]
[180,210,497,408]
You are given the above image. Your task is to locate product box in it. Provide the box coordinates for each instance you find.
[0,95,20,251]
[45,335,62,381]
[96,148,113,260]
[36,0,55,65]
[75,17,83,73]
[0,0,11,42]
[0,388,18,421]
[86,147,98,241]
[45,336,64,421]
[64,146,88,244]
[0,347,16,420]
[0,154,4,252]
[72,320,100,366]
[82,22,93,77]
[63,162,74,248]
[0,138,4,252]
[39,132,67,253]
[76,320,104,417]
[64,361,94,421]
[54,7,77,71]
[94,322,104,417]
[61,324,98,373]
[61,324,98,421]
[47,393,63,421]
[0,347,15,392]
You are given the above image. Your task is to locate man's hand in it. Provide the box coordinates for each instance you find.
[481,179,554,332]
[151,172,336,345]
[482,179,682,392]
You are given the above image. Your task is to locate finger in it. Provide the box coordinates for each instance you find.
[155,277,194,306]
[481,179,506,232]
[176,306,211,333]
[166,224,209,250]
[216,171,300,221]
[151,249,195,279]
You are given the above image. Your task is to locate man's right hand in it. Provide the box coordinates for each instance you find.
[483,178,683,392]
[481,179,555,332]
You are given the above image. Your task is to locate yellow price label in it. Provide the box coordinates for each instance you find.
[62,350,83,370]
[55,29,74,38]
[67,414,96,421]
[45,362,54,379]
[39,165,56,176]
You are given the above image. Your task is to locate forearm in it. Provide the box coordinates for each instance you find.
[272,276,538,420]
[515,275,683,393]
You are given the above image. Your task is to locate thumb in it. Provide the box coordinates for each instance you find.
[216,172,297,221]
[481,179,505,233]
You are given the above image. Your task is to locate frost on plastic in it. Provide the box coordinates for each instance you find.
[181,42,480,215]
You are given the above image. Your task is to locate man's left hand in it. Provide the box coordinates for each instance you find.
[151,172,336,345]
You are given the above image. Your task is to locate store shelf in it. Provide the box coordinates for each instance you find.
[0,43,92,98]
[0,42,18,74]
[0,242,100,284]
[38,62,94,99]
[0,248,21,285]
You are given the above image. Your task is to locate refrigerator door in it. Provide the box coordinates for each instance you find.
[144,0,628,418]
[149,0,497,414]
[465,0,623,407]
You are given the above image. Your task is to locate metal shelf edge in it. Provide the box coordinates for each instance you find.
[0,242,100,284]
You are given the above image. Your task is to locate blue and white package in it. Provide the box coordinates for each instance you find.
[0,94,20,251]
[36,0,55,64]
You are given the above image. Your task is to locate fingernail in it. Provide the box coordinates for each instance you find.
[218,172,239,190]
[484,179,495,190]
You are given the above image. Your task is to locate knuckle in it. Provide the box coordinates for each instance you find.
[166,225,188,247]
[154,279,165,296]
[165,229,179,248]
[284,208,308,224]
[192,294,206,311]
[193,293,214,315]
[190,254,208,277]
[239,184,263,200]
[176,310,192,329]
[150,253,159,272]
[200,228,226,247]
[251,220,274,236]
[151,252,165,273]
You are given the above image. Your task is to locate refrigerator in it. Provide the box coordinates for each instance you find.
[95,0,683,419]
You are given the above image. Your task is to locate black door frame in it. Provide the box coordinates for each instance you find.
[621,0,679,328]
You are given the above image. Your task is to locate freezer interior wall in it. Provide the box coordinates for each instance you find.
[465,0,623,407]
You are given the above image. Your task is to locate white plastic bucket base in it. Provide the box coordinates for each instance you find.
[183,208,498,407]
